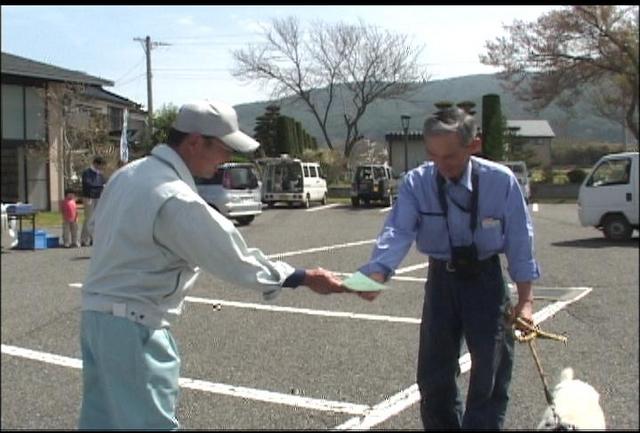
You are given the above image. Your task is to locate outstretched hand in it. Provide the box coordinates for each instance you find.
[303,268,345,295]
[351,291,381,301]
[342,271,385,302]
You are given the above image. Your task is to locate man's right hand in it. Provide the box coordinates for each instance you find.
[303,268,345,295]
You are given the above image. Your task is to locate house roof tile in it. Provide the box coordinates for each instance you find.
[1,51,113,86]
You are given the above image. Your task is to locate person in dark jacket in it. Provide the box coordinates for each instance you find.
[80,156,106,246]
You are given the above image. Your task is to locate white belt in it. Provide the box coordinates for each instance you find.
[83,298,168,329]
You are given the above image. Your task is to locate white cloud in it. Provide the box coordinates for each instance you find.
[175,15,215,36]
[234,17,268,35]
[177,16,194,26]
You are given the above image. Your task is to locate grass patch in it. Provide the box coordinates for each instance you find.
[531,198,577,204]
[36,210,86,229]
[531,167,591,185]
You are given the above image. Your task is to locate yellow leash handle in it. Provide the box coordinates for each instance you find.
[513,316,568,345]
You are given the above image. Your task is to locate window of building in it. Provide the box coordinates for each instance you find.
[108,106,123,131]
[25,87,45,140]
[2,84,25,139]
[1,84,45,140]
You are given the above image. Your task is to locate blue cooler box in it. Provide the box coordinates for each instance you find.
[46,236,60,248]
[18,230,47,249]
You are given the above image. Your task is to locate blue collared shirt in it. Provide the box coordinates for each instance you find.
[359,157,540,283]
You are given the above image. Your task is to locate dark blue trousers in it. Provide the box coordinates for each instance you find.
[417,259,514,430]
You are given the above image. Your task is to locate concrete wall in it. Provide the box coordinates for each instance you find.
[389,137,425,174]
[513,137,552,168]
[329,183,581,200]
[531,183,580,200]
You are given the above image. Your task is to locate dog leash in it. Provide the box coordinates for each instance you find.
[511,315,574,429]
[512,316,567,405]
[512,316,568,344]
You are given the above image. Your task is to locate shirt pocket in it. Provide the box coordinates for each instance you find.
[416,214,448,255]
[474,217,503,251]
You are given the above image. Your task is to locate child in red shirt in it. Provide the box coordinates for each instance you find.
[60,189,79,248]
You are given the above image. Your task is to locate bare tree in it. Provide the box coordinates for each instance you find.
[39,83,119,187]
[588,74,636,148]
[232,17,427,158]
[480,5,639,141]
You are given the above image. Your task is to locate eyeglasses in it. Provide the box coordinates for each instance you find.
[202,135,234,153]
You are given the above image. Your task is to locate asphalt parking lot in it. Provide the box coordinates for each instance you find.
[1,202,638,430]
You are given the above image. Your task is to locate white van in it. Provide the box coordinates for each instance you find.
[498,160,531,203]
[259,156,328,208]
[578,151,639,241]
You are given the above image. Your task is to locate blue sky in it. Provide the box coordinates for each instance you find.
[2,5,561,110]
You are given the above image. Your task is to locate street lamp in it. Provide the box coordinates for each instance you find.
[401,114,411,173]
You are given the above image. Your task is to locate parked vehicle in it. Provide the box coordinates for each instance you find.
[577,152,639,241]
[259,156,328,208]
[498,160,531,203]
[194,162,262,226]
[1,203,18,249]
[350,163,398,207]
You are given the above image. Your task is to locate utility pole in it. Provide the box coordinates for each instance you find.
[134,36,171,140]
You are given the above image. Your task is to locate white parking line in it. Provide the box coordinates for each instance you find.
[333,273,426,283]
[265,239,376,259]
[395,263,428,274]
[69,284,422,323]
[1,344,82,369]
[379,206,392,213]
[0,344,369,415]
[532,203,539,212]
[333,286,593,430]
[306,203,342,212]
[19,285,592,428]
[185,296,421,324]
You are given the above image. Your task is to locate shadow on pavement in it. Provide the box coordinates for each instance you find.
[552,236,639,249]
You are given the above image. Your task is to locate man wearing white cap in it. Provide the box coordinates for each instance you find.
[78,100,345,430]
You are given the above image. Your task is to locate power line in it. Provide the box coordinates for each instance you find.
[115,73,147,87]
[114,56,147,84]
[154,33,260,40]
[166,41,260,46]
[154,67,230,71]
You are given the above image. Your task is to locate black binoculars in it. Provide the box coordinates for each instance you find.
[450,244,480,278]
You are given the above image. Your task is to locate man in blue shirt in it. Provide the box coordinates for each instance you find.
[355,107,540,430]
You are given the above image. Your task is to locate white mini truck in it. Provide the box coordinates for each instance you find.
[578,151,639,241]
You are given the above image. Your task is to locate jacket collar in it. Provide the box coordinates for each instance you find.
[444,158,473,192]
[150,144,197,192]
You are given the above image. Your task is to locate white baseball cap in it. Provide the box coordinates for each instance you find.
[172,100,260,153]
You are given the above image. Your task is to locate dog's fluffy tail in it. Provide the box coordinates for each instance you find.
[560,367,574,382]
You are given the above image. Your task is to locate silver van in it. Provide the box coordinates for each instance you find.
[195,162,262,226]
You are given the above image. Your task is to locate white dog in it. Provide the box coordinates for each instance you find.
[537,367,606,430]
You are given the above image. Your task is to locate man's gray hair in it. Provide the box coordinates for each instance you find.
[423,107,476,147]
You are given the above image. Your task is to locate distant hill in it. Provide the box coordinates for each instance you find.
[234,73,629,151]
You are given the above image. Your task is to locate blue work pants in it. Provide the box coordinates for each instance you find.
[78,311,181,430]
[416,259,514,430]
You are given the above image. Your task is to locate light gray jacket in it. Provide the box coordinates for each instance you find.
[82,144,295,328]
